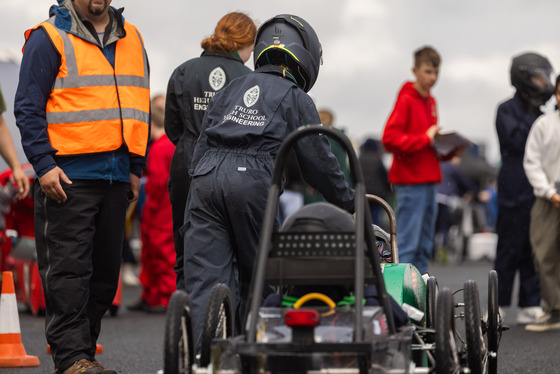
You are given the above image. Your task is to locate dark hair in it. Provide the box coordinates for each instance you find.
[414,46,441,68]
[556,74,560,90]
[201,12,256,53]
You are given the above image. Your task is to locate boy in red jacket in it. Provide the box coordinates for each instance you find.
[382,46,443,274]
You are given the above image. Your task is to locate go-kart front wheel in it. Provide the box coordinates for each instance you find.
[164,290,195,374]
[199,283,234,367]
[464,280,487,374]
[435,287,459,374]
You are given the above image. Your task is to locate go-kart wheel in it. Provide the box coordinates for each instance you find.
[164,290,194,374]
[435,287,459,374]
[487,270,499,374]
[464,280,487,374]
[199,283,234,368]
[30,261,45,316]
[426,276,438,329]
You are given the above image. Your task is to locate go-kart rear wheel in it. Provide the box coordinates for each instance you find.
[164,290,194,374]
[464,280,487,374]
[199,283,234,367]
[426,276,439,329]
[487,270,499,374]
[435,287,459,374]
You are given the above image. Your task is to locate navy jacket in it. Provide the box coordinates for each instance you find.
[495,92,541,207]
[191,65,355,213]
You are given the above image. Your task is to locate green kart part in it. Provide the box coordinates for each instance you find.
[382,263,426,324]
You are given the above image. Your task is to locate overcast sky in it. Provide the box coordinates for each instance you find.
[2,0,560,167]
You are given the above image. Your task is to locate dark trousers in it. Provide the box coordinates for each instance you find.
[167,136,197,291]
[183,150,275,352]
[34,180,128,373]
[494,202,541,307]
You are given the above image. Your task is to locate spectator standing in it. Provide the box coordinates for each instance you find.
[494,52,553,325]
[129,94,176,312]
[358,138,391,226]
[435,155,480,263]
[523,74,560,332]
[14,1,150,373]
[164,12,256,290]
[382,46,454,274]
[303,109,351,204]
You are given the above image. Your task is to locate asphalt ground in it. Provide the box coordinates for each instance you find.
[6,258,560,374]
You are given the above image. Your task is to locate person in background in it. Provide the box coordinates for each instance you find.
[181,14,354,352]
[129,94,176,312]
[358,137,391,227]
[523,74,560,332]
[303,109,351,204]
[278,150,305,224]
[382,46,458,274]
[164,12,256,290]
[0,84,29,199]
[435,154,483,263]
[14,0,150,373]
[494,52,553,325]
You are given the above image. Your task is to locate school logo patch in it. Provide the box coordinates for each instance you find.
[209,67,226,91]
[243,85,260,107]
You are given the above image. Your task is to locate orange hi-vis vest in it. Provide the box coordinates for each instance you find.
[24,17,150,157]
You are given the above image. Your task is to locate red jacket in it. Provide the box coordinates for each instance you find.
[382,81,441,185]
[142,134,175,231]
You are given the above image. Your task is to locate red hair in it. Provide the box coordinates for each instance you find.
[201,12,256,53]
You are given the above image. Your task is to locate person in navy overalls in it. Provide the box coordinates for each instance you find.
[180,14,355,351]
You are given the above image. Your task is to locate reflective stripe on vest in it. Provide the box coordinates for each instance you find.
[26,17,150,157]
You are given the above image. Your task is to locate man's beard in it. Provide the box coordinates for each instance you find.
[88,0,108,16]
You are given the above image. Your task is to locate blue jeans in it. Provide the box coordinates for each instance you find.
[394,184,437,274]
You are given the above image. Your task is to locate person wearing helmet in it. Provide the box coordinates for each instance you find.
[494,52,554,325]
[180,14,354,351]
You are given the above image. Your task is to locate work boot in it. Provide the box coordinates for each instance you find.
[62,359,103,374]
[92,361,118,374]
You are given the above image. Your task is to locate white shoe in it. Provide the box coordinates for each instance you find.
[122,267,140,286]
[516,306,548,325]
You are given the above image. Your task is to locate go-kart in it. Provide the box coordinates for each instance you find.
[163,125,506,374]
[366,193,507,374]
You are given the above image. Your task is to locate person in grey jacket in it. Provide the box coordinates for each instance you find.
[164,12,256,290]
[523,74,560,332]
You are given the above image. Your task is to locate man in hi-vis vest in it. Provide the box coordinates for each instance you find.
[14,1,150,373]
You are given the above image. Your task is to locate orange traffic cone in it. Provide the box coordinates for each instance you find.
[0,271,40,367]
[47,344,103,354]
